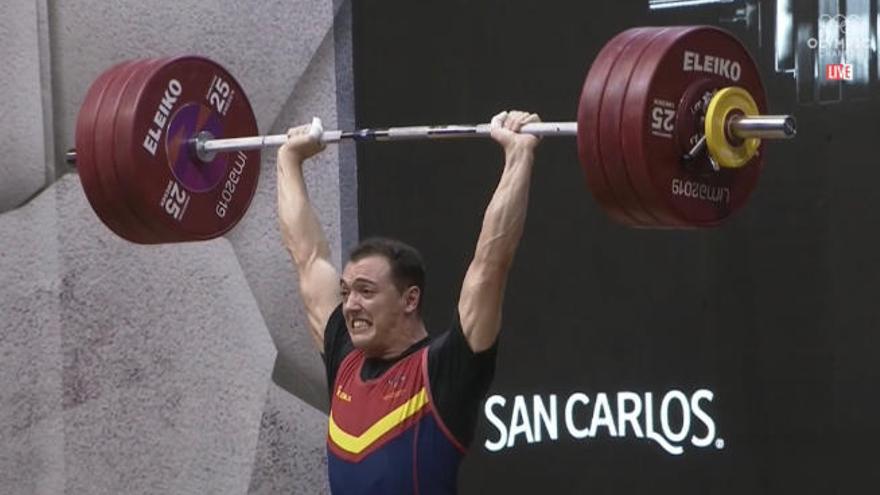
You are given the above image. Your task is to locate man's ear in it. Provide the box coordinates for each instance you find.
[403,286,421,314]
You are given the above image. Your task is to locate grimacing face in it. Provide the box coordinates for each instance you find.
[340,255,419,354]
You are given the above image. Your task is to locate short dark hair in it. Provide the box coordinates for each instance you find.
[349,237,426,310]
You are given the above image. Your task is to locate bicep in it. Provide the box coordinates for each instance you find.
[298,256,342,351]
[457,262,508,353]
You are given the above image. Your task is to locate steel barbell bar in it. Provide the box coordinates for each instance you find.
[66,116,794,166]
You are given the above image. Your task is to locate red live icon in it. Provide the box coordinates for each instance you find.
[826,63,853,80]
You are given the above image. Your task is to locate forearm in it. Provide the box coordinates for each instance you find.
[276,155,332,268]
[473,144,535,270]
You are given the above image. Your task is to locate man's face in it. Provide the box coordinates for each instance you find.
[340,255,416,353]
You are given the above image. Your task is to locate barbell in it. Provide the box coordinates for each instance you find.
[66,25,796,243]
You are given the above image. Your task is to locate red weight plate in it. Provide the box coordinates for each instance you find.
[104,57,179,243]
[598,27,670,227]
[114,56,260,242]
[75,60,137,238]
[92,59,166,243]
[104,58,188,243]
[622,26,765,228]
[577,28,646,227]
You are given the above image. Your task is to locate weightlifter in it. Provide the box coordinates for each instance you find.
[276,110,540,494]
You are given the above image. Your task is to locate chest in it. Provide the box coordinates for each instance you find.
[332,350,429,424]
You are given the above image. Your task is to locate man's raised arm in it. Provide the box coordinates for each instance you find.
[458,110,541,352]
[276,122,341,351]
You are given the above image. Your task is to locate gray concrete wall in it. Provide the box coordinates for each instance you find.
[0,0,355,493]
[0,0,54,213]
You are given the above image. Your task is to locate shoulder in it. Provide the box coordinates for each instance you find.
[323,304,355,394]
[426,311,499,392]
[423,311,499,448]
[323,304,349,352]
[429,311,498,360]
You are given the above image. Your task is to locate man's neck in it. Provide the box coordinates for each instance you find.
[370,318,428,360]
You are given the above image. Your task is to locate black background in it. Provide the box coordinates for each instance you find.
[352,1,880,493]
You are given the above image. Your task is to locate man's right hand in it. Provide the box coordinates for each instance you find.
[489,110,542,155]
[278,120,326,164]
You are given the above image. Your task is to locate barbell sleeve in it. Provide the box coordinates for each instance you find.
[728,115,797,140]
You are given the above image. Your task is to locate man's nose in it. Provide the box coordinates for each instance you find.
[344,292,362,311]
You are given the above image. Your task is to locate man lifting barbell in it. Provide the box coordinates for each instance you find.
[62,25,799,491]
[277,110,541,494]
